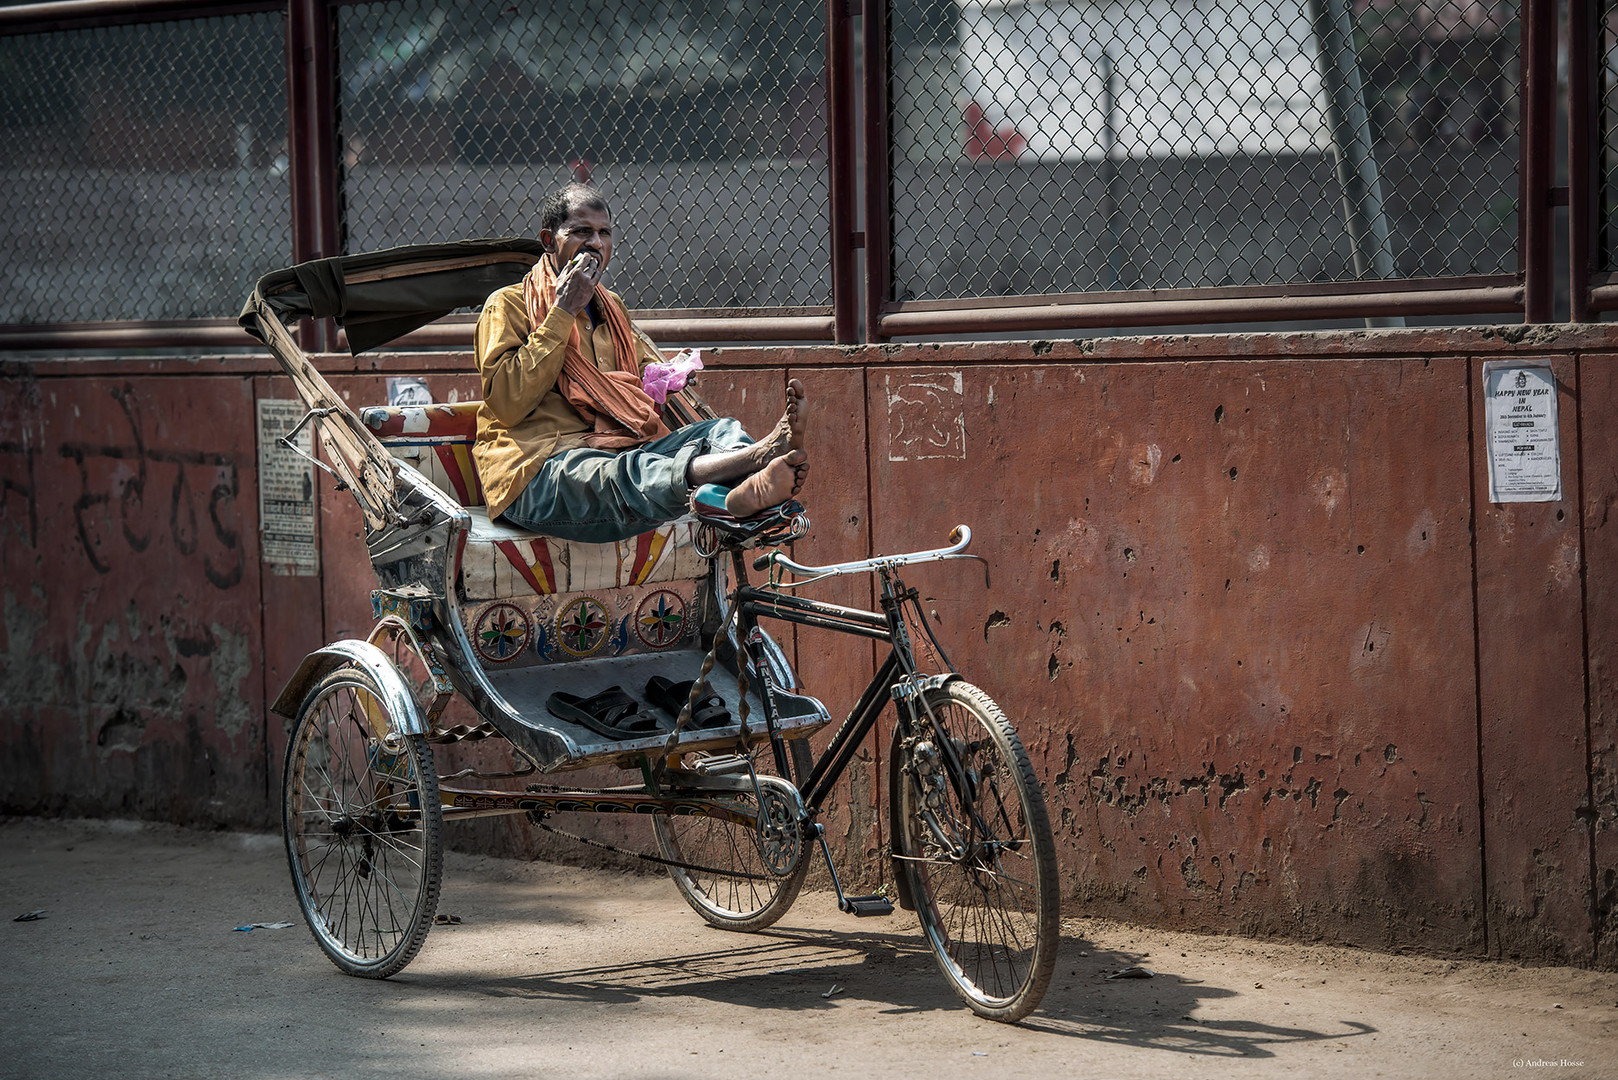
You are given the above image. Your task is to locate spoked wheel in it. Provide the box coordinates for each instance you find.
[653,736,814,931]
[283,666,443,978]
[891,681,1059,1022]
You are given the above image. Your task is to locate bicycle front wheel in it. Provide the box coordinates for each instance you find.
[891,680,1059,1022]
[283,667,443,978]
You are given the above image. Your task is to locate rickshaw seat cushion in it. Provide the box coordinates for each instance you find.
[361,401,711,601]
[460,507,707,600]
[690,483,731,516]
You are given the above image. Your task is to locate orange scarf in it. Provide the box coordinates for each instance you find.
[522,256,669,449]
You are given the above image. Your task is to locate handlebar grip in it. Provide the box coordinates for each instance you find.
[752,552,775,573]
[949,525,965,545]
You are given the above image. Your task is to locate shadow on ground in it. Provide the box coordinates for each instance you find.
[403,925,1376,1058]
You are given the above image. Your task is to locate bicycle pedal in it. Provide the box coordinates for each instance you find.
[842,894,894,917]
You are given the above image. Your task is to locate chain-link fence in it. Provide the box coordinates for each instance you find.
[0,13,289,324]
[1600,0,1618,272]
[0,0,1600,341]
[336,0,829,311]
[0,0,828,334]
[886,0,1520,303]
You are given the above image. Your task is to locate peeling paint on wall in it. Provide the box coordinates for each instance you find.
[1130,443,1163,486]
[208,622,254,739]
[2,588,58,710]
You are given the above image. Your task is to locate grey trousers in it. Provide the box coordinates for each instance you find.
[498,418,751,543]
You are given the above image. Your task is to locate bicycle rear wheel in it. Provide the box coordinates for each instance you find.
[653,736,813,931]
[891,680,1059,1021]
[283,667,443,978]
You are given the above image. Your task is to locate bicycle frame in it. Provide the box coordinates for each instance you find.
[431,548,937,831]
[727,546,957,817]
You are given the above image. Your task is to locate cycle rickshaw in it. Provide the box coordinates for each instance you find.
[240,240,1060,1022]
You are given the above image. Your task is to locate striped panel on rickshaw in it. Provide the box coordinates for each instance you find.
[459,520,706,601]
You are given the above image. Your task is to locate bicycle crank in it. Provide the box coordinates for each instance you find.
[752,775,806,877]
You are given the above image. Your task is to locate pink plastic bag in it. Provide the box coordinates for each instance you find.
[641,348,704,405]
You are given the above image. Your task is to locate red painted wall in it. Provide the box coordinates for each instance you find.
[1,326,1611,966]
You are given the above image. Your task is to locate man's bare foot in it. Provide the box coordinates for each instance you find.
[686,379,808,488]
[729,377,806,478]
[725,450,808,517]
[753,378,806,460]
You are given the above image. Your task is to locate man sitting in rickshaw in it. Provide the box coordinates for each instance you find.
[473,182,808,543]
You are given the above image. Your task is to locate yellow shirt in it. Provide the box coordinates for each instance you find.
[472,280,663,518]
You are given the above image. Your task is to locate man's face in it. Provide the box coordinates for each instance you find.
[544,202,613,277]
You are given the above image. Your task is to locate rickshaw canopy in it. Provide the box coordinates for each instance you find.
[239,238,548,355]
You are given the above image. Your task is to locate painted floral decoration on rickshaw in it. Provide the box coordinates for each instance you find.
[473,603,531,664]
[633,589,688,649]
[556,597,610,657]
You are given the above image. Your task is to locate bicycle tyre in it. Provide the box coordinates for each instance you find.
[891,680,1059,1022]
[283,666,443,978]
[653,736,814,931]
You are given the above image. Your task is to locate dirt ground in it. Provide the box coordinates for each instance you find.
[2,817,1615,1080]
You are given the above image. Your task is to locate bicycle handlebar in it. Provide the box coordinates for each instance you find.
[752,525,973,578]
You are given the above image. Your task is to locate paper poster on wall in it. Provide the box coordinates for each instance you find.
[256,398,319,576]
[387,377,432,406]
[1482,360,1562,504]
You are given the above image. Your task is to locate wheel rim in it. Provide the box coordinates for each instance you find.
[288,679,433,967]
[658,756,789,921]
[900,697,1046,1009]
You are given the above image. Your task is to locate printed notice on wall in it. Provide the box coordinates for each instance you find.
[1483,360,1562,503]
[257,399,319,575]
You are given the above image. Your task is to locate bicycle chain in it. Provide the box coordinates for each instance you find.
[526,815,777,882]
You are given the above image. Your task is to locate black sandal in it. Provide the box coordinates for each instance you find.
[644,675,733,730]
[545,686,671,739]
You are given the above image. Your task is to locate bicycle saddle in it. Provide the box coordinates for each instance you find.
[689,483,808,545]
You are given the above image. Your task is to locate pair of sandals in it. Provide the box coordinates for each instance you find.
[545,675,733,740]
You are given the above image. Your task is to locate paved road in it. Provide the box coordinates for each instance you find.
[2,817,1615,1079]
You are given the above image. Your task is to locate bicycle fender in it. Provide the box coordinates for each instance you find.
[888,672,959,706]
[270,639,429,736]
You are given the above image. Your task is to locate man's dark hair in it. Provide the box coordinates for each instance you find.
[540,183,610,242]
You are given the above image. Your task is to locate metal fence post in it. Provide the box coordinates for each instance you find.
[1307,0,1397,284]
[862,0,891,343]
[1307,0,1404,329]
[1521,0,1558,323]
[828,0,859,344]
[285,0,340,351]
[1568,0,1595,323]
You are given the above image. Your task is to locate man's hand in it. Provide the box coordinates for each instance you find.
[554,250,600,314]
